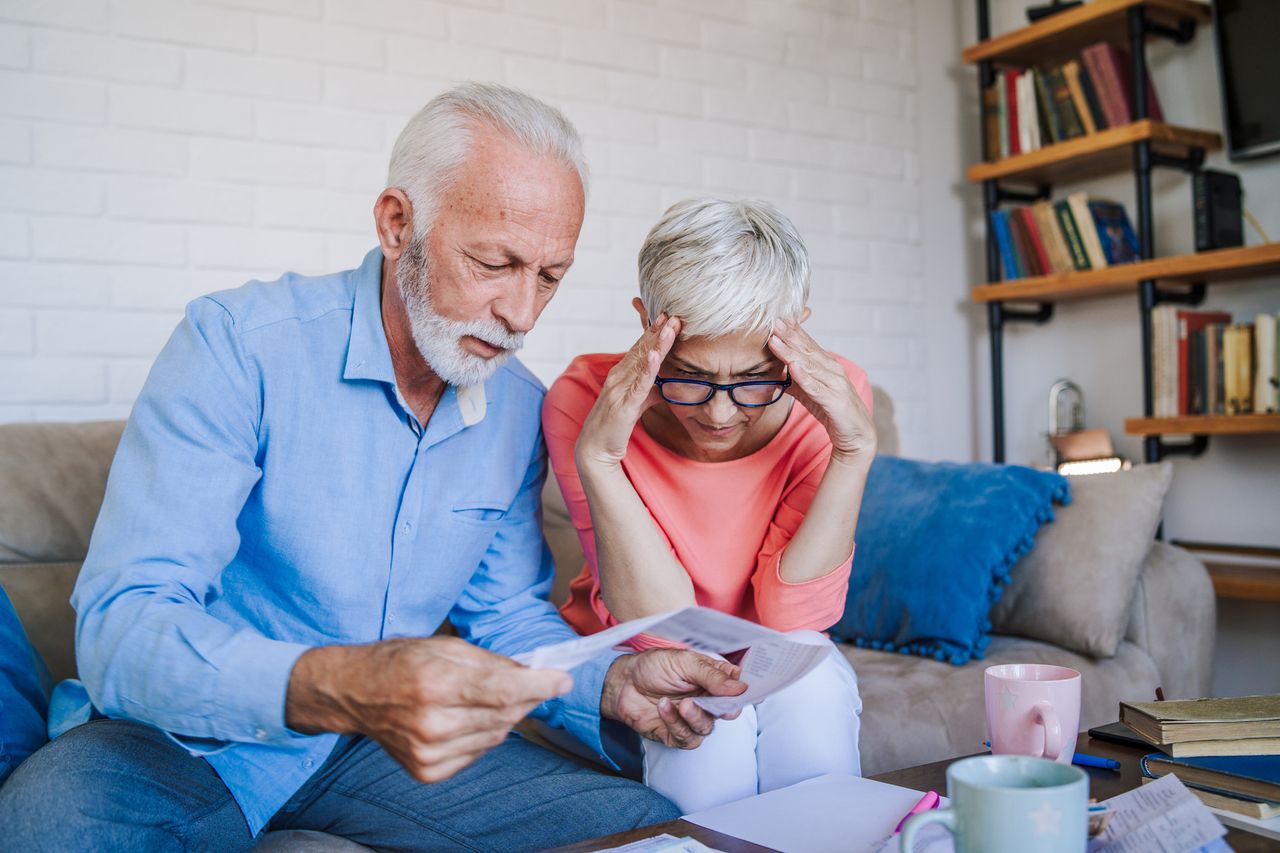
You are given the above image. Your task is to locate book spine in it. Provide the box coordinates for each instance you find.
[997,71,1009,158]
[1018,207,1052,275]
[1049,66,1084,138]
[1006,69,1020,155]
[1033,201,1070,274]
[1190,328,1206,415]
[1098,43,1133,124]
[1082,44,1126,127]
[1240,324,1255,414]
[1068,192,1108,269]
[1062,60,1097,134]
[991,210,1020,280]
[1178,313,1191,416]
[1033,67,1063,143]
[1212,324,1226,415]
[983,85,1000,162]
[1007,207,1038,276]
[1054,201,1091,270]
[1077,56,1110,130]
[1018,72,1035,153]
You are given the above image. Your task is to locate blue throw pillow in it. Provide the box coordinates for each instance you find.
[0,585,51,785]
[829,456,1070,666]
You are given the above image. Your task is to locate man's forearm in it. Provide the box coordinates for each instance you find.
[778,452,872,583]
[576,457,696,620]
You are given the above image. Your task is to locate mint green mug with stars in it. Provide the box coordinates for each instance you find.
[900,755,1087,853]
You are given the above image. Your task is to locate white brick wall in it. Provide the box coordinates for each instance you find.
[0,0,926,447]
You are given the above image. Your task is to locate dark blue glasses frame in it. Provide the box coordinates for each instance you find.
[653,376,792,407]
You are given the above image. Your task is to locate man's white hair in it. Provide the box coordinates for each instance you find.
[638,198,810,339]
[386,82,589,239]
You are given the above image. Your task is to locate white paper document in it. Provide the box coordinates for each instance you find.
[591,833,725,852]
[1088,773,1227,853]
[685,773,945,853]
[514,606,829,714]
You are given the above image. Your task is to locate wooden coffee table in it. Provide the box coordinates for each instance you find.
[548,732,1272,852]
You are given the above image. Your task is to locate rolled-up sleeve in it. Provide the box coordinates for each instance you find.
[448,431,620,763]
[72,297,310,744]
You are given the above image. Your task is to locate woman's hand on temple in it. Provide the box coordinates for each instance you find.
[767,319,876,465]
[575,314,681,469]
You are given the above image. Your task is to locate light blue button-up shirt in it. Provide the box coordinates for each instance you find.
[71,248,617,834]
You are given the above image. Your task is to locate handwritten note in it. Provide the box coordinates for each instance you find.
[1088,773,1227,853]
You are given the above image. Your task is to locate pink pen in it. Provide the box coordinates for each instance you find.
[893,790,940,834]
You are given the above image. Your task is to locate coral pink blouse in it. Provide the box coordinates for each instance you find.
[542,352,873,645]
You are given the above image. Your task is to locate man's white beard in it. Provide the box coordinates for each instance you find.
[397,237,524,388]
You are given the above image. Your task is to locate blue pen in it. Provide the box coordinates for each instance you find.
[1072,753,1121,770]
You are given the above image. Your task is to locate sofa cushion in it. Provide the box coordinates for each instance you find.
[990,463,1172,660]
[831,456,1070,666]
[0,421,124,564]
[848,635,1160,776]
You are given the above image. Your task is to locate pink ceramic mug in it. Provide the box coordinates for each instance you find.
[984,664,1081,765]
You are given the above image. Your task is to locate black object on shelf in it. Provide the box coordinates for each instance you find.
[1193,169,1244,251]
[1027,1,1084,24]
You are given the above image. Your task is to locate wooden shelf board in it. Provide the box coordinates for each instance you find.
[1204,563,1280,603]
[967,121,1221,186]
[1123,414,1280,436]
[971,243,1280,303]
[963,0,1211,68]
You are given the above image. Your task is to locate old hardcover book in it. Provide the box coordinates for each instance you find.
[1086,199,1139,264]
[1017,207,1051,275]
[1053,200,1091,270]
[1032,66,1063,143]
[983,85,1000,161]
[1047,66,1084,139]
[1142,753,1280,803]
[996,71,1009,158]
[1210,323,1227,415]
[1032,201,1073,273]
[1255,313,1278,413]
[1067,192,1108,269]
[1062,60,1097,134]
[1007,207,1042,276]
[1122,694,1280,745]
[1075,56,1110,130]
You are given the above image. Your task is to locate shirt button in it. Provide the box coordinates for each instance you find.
[303,758,315,770]
[255,728,268,740]
[387,611,396,623]
[403,520,412,531]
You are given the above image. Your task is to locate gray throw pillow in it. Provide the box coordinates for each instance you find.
[990,462,1173,659]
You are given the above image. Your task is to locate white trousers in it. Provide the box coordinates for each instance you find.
[641,631,863,815]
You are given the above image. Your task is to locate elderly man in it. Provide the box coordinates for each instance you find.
[0,83,744,851]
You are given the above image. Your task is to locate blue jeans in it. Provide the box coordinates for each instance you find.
[0,719,679,851]
[0,586,50,786]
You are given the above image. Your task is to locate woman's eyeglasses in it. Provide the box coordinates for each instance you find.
[653,376,792,407]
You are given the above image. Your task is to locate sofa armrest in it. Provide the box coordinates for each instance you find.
[1125,541,1216,699]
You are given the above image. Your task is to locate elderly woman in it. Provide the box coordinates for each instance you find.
[542,198,875,812]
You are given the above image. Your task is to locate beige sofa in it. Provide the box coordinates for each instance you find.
[0,389,1215,786]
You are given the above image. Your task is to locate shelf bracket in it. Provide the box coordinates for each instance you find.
[1156,435,1210,458]
[1152,282,1207,306]
[995,184,1052,205]
[997,302,1055,325]
[1142,16,1197,45]
[1150,149,1205,173]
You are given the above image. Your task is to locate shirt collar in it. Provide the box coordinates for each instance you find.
[343,247,395,384]
[342,246,488,428]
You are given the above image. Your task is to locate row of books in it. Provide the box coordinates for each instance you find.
[1122,694,1280,820]
[1150,308,1280,418]
[991,192,1138,280]
[983,41,1165,161]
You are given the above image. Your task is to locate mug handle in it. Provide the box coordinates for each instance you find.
[900,809,956,852]
[1032,699,1064,760]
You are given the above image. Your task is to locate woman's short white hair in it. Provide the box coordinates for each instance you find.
[387,82,588,240]
[638,198,810,339]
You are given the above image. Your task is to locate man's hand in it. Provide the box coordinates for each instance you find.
[575,314,681,469]
[600,649,747,749]
[285,637,571,784]
[767,319,876,465]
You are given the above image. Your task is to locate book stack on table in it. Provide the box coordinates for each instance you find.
[1120,694,1280,822]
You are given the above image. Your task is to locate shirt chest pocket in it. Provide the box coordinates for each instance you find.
[451,500,510,525]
